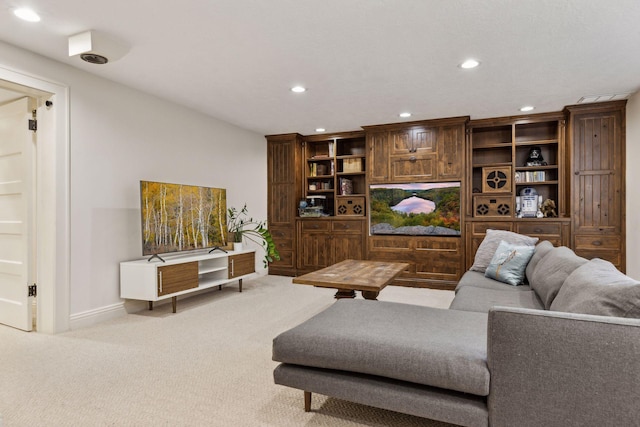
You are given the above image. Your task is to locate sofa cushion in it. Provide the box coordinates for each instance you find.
[470,229,538,273]
[530,246,588,309]
[525,240,554,284]
[485,240,536,286]
[455,271,532,293]
[272,299,490,396]
[450,286,544,313]
[550,258,640,318]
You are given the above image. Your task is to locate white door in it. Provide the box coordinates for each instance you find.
[0,97,35,331]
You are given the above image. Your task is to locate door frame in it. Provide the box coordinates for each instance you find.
[0,65,70,333]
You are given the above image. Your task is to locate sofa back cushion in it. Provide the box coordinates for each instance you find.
[470,229,538,273]
[530,246,588,309]
[525,240,554,284]
[550,258,640,318]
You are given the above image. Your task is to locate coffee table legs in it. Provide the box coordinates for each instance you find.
[333,289,379,300]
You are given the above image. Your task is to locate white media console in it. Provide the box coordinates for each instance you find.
[120,249,256,313]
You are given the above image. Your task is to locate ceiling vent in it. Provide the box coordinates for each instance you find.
[68,30,129,64]
[577,94,630,103]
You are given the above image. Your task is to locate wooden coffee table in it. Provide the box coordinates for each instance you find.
[293,259,410,300]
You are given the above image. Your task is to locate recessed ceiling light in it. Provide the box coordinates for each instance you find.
[460,59,480,69]
[399,112,412,118]
[291,86,306,93]
[14,8,41,22]
[519,106,535,112]
[315,128,325,132]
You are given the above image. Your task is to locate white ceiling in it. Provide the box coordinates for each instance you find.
[0,0,639,136]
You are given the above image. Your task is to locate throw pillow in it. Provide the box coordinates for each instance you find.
[550,258,640,318]
[530,246,588,309]
[470,229,538,273]
[484,240,536,286]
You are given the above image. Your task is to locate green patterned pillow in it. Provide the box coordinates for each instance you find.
[485,240,536,286]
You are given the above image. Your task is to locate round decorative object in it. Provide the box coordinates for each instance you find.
[476,204,489,216]
[497,204,510,215]
[487,170,508,190]
[337,205,347,215]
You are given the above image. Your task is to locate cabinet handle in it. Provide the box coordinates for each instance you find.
[592,240,602,246]
[575,171,580,175]
[159,271,163,293]
[277,232,284,237]
[231,259,235,276]
[409,156,417,163]
[534,228,543,233]
[344,224,350,229]
[312,224,319,229]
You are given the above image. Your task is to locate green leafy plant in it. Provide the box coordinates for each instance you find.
[227,204,280,267]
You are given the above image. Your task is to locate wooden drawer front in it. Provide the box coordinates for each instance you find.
[270,226,294,251]
[574,248,622,268]
[368,236,412,253]
[471,221,513,235]
[300,220,330,232]
[269,251,294,271]
[517,222,562,237]
[574,235,621,251]
[390,154,436,181]
[229,252,255,278]
[332,220,364,234]
[157,262,198,296]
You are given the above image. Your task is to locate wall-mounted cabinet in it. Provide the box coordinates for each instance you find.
[365,117,468,183]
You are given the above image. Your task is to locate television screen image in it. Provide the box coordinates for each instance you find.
[140,181,227,256]
[369,182,461,236]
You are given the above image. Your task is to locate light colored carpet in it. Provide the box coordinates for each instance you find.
[0,275,457,427]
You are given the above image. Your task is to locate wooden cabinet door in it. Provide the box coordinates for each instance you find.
[157,262,198,296]
[297,232,332,271]
[572,110,623,235]
[437,124,465,180]
[412,127,437,155]
[332,234,364,264]
[229,252,255,278]
[367,131,389,182]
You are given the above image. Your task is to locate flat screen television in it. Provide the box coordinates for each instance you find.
[369,182,461,236]
[140,180,227,257]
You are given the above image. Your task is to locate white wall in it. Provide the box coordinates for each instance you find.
[0,41,267,327]
[625,91,640,279]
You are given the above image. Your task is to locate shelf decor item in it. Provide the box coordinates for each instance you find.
[227,204,280,267]
[482,166,512,193]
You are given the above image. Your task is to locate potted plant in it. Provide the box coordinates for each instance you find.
[227,204,280,267]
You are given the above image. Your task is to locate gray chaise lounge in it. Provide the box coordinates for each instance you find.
[272,233,640,427]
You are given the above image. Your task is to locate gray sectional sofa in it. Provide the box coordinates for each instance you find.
[272,231,640,427]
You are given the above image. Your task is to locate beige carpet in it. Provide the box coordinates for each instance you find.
[0,275,457,427]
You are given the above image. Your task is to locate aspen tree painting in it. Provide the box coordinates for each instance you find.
[140,181,227,255]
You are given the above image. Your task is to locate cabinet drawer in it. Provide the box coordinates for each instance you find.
[270,226,294,240]
[517,222,561,236]
[574,235,621,251]
[331,220,363,233]
[300,220,330,232]
[471,221,513,235]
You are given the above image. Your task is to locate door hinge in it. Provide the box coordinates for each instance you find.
[29,109,37,132]
[28,284,37,297]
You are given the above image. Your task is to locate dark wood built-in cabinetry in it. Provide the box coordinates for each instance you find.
[566,101,626,271]
[266,134,302,276]
[465,113,571,267]
[266,101,627,288]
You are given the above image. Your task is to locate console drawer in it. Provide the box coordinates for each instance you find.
[300,220,330,232]
[516,222,561,236]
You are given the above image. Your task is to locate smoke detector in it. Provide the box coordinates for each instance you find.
[68,30,129,64]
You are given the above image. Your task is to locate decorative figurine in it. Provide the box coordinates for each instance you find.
[525,146,547,166]
[540,199,558,218]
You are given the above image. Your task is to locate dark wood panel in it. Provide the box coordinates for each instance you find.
[157,262,198,296]
[229,252,255,278]
[367,131,389,182]
[390,154,436,181]
[438,124,465,179]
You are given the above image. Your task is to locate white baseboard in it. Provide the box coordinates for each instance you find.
[69,302,127,330]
